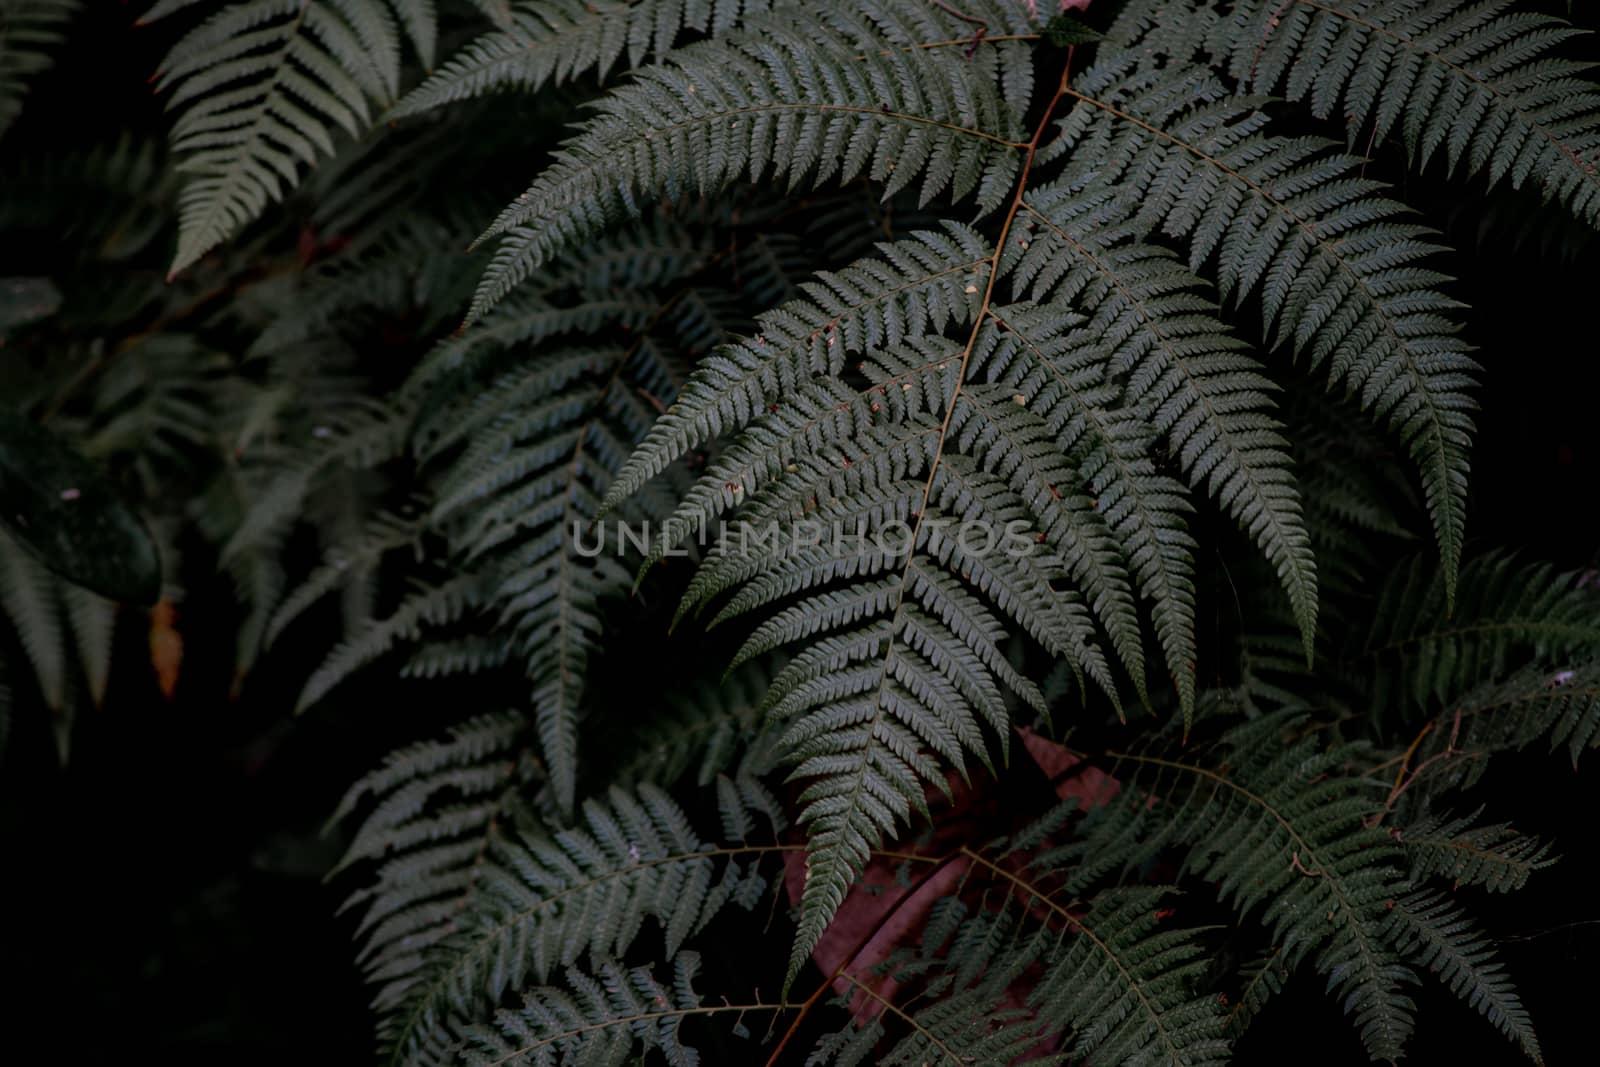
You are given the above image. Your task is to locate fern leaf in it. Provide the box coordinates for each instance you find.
[377,784,769,1064]
[387,0,435,69]
[899,847,1233,1065]
[297,574,483,712]
[1076,716,1418,1060]
[469,7,1029,320]
[0,543,66,710]
[152,0,426,275]
[424,341,676,813]
[1225,947,1291,1038]
[602,664,777,789]
[1385,888,1542,1063]
[1224,0,1600,229]
[980,303,1200,714]
[1399,808,1557,893]
[606,223,992,509]
[1001,886,1229,1066]
[1056,52,1477,602]
[809,982,1043,1066]
[454,954,741,1066]
[1013,185,1317,657]
[1399,658,1600,804]
[331,711,541,1060]
[392,0,772,118]
[64,585,116,707]
[773,583,1026,987]
[1365,553,1600,713]
[266,507,421,647]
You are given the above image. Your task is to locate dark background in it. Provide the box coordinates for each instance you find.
[2,2,1597,1063]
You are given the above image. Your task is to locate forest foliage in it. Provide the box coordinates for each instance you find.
[3,0,1599,1063]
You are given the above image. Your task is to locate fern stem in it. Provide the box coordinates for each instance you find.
[1369,709,1462,827]
[767,846,967,1065]
[1101,745,1404,1041]
[388,843,948,1064]
[957,845,1189,1058]
[784,47,1083,988]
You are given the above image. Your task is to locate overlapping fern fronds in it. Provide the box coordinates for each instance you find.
[468,1,1037,320]
[355,782,775,1064]
[477,0,1474,987]
[1060,710,1547,1062]
[277,201,836,816]
[1063,715,1420,1060]
[1365,552,1600,713]
[52,3,1600,1065]
[145,0,503,276]
[1223,0,1600,228]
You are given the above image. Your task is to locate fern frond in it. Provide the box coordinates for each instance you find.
[808,981,1044,1066]
[1385,888,1542,1063]
[603,662,779,789]
[1054,52,1477,601]
[0,543,66,710]
[289,205,802,814]
[607,223,992,507]
[63,586,115,707]
[266,508,422,647]
[452,953,760,1066]
[1364,553,1600,713]
[138,0,212,20]
[297,573,484,712]
[1072,716,1418,1060]
[150,0,461,275]
[1398,657,1600,804]
[767,569,1031,985]
[1399,807,1557,893]
[1224,947,1291,1038]
[421,340,676,813]
[248,214,482,357]
[469,6,1031,320]
[392,0,771,118]
[331,711,540,1046]
[376,783,771,1064]
[978,304,1200,713]
[1219,0,1600,229]
[0,0,79,139]
[1012,185,1317,657]
[0,136,172,259]
[1022,887,1231,1066]
[885,834,1233,1065]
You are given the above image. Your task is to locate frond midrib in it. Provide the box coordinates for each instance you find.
[167,1,310,277]
[1104,746,1405,1048]
[958,845,1188,1061]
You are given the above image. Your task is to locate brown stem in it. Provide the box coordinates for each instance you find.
[763,848,966,1066]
